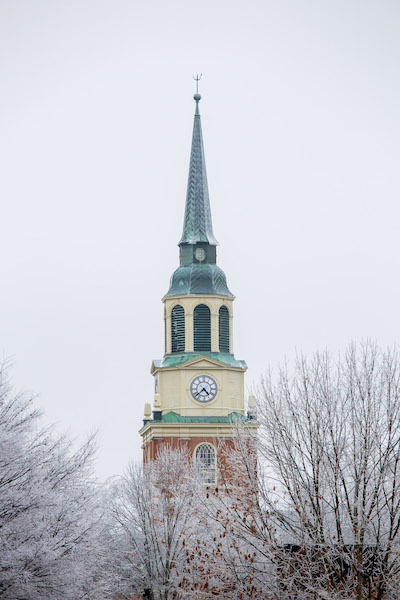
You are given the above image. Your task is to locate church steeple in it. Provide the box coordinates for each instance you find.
[179,93,218,247]
[164,91,233,298]
[139,84,258,470]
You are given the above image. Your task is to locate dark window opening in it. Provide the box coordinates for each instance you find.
[171,305,185,353]
[194,304,211,351]
[219,306,230,352]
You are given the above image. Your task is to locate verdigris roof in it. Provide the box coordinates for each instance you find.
[153,352,247,370]
[152,411,249,424]
[164,263,234,298]
[179,96,218,246]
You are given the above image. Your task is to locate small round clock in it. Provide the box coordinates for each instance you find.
[195,247,206,262]
[190,375,218,402]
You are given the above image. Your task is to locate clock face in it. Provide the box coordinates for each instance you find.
[195,247,206,262]
[191,375,218,402]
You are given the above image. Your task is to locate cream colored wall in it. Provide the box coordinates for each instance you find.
[155,362,245,416]
[158,294,243,418]
[164,295,234,354]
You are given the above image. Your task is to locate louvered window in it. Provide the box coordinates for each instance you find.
[194,304,211,351]
[219,306,230,353]
[195,443,216,484]
[171,305,185,353]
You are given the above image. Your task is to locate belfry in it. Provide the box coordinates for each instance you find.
[139,90,257,482]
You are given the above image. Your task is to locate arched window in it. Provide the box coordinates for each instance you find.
[171,305,185,353]
[219,306,230,353]
[195,443,216,484]
[194,304,211,351]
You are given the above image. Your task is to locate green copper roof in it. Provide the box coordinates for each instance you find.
[154,411,249,424]
[153,352,247,370]
[164,263,234,298]
[179,96,217,246]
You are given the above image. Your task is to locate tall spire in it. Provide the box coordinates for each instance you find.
[179,91,218,246]
[164,87,233,299]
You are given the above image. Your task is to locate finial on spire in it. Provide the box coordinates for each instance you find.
[193,74,202,103]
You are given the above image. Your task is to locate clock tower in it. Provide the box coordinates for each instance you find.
[139,91,257,482]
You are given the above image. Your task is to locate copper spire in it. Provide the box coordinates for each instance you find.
[179,87,218,246]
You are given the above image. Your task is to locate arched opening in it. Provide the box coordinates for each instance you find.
[219,306,230,353]
[171,305,185,353]
[195,443,216,484]
[193,304,211,351]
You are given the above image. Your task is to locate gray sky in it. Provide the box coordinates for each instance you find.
[1,0,399,480]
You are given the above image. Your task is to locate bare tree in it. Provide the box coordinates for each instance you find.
[0,363,107,600]
[189,435,281,600]
[217,342,400,599]
[111,446,205,600]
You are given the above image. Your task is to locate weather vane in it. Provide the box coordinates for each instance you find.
[193,74,202,94]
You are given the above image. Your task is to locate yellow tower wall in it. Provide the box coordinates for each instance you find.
[164,295,234,354]
[153,361,245,417]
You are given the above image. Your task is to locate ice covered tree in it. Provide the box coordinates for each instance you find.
[110,446,206,600]
[0,364,107,600]
[185,434,280,600]
[217,342,400,599]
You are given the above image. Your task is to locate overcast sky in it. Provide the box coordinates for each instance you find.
[1,0,399,480]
